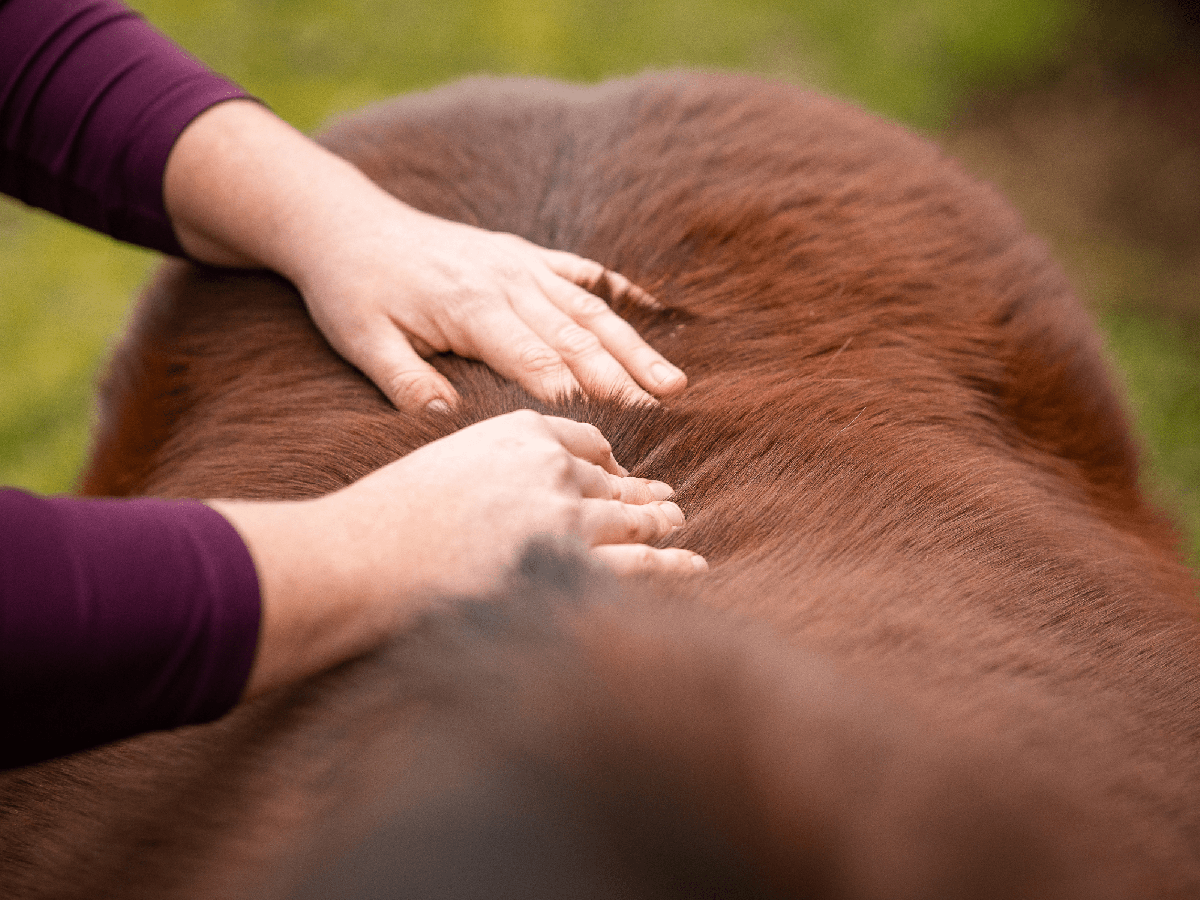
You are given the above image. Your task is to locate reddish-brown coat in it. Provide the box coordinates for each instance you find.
[3,72,1197,899]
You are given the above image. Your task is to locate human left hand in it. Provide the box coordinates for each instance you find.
[165,100,687,410]
[294,200,687,410]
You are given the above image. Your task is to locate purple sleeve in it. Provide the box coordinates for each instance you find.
[0,490,261,769]
[0,0,251,255]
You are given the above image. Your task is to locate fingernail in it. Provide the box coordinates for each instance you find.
[647,480,674,500]
[426,398,451,413]
[650,362,683,388]
[691,554,709,572]
[661,501,684,526]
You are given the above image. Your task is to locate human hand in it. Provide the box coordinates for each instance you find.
[297,205,688,411]
[211,410,705,698]
[165,100,687,411]
[312,409,705,594]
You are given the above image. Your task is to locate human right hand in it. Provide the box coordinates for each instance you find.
[315,410,705,595]
[211,410,705,699]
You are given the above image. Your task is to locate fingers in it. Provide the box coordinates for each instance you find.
[438,240,685,406]
[536,250,687,398]
[579,492,708,576]
[509,410,690,547]
[591,544,709,577]
[561,458,676,504]
[477,277,680,407]
[569,461,682,513]
[528,413,678,501]
[459,302,586,401]
[538,250,662,311]
[569,457,619,501]
[609,477,675,504]
[347,327,459,411]
[540,416,626,475]
[581,498,684,545]
[515,280,658,405]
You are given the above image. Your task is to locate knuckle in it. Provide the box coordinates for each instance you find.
[554,322,603,358]
[455,286,501,320]
[507,408,545,429]
[551,448,576,479]
[493,231,531,253]
[621,505,650,542]
[612,477,645,503]
[516,342,569,380]
[477,243,529,283]
[567,289,611,319]
[584,422,610,450]
[492,256,526,283]
[600,471,620,501]
[550,494,584,533]
[537,444,575,483]
[384,368,436,402]
[624,543,655,566]
[571,259,606,291]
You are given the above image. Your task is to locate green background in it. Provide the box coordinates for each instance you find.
[2,0,1196,568]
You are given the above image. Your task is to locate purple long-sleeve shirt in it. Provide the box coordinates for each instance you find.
[0,491,261,768]
[1,0,262,768]
[0,0,248,253]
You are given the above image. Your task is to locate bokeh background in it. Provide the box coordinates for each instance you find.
[2,0,1197,567]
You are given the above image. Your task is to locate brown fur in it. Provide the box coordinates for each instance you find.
[2,71,1197,898]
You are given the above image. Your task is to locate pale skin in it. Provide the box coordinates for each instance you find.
[164,99,687,410]
[212,413,704,698]
[163,100,705,697]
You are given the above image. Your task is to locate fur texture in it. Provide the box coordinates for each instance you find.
[2,72,1197,898]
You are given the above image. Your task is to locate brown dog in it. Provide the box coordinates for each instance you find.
[2,72,1197,899]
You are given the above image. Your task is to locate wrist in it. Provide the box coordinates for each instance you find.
[164,99,384,278]
[206,497,374,699]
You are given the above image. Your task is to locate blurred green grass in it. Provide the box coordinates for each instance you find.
[1104,312,1200,566]
[2,0,1195,566]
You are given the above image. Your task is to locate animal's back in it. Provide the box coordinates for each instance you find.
[1,71,1197,899]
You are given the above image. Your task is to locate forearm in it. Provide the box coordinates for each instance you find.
[161,98,688,411]
[207,495,418,701]
[206,412,703,701]
[164,99,404,280]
